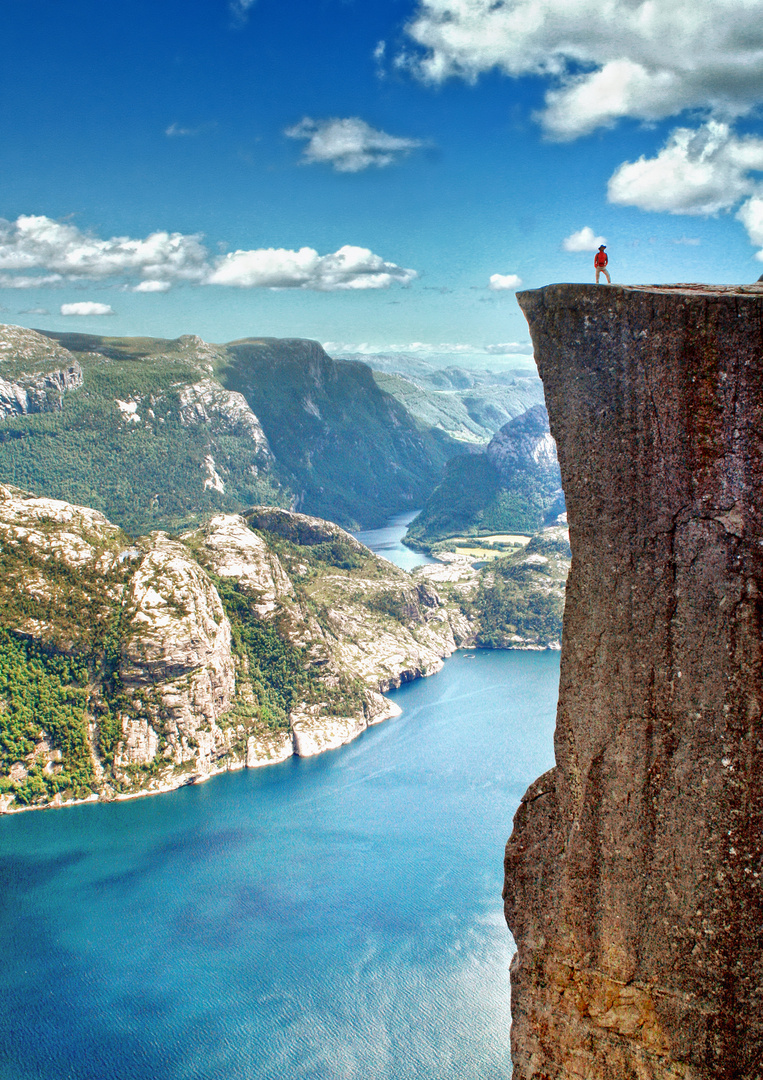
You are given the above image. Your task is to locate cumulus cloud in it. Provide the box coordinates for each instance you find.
[0,215,208,287]
[736,198,763,260]
[563,227,607,252]
[608,121,763,215]
[285,117,424,172]
[209,245,416,290]
[402,0,763,139]
[60,302,115,316]
[323,340,530,355]
[133,280,172,292]
[488,272,522,291]
[0,215,416,293]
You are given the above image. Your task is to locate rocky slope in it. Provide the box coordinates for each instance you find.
[0,487,466,813]
[0,324,286,534]
[505,284,763,1080]
[0,325,461,535]
[406,403,564,547]
[221,337,459,528]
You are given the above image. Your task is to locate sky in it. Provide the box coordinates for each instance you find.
[3,0,763,358]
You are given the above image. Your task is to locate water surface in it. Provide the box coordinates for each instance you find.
[0,650,558,1080]
[351,511,436,573]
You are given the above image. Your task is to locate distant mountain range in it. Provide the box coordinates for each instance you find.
[405,404,565,547]
[337,350,544,445]
[0,326,466,534]
[0,322,559,551]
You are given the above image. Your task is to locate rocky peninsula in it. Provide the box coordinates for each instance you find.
[0,489,468,813]
[505,284,763,1079]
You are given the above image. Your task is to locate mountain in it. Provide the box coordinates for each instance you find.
[405,403,564,547]
[219,337,459,527]
[0,486,467,813]
[337,350,544,444]
[0,325,460,536]
[0,325,287,535]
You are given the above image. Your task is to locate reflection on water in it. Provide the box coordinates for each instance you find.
[352,511,437,573]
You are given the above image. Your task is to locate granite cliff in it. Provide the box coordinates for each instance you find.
[505,284,763,1079]
[0,487,466,813]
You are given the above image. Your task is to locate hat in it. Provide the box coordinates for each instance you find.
[599,244,606,249]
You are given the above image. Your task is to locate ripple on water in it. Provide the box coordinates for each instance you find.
[0,649,558,1080]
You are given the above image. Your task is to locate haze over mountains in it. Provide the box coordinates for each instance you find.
[336,349,544,445]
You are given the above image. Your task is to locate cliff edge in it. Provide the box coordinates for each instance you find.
[505,284,763,1080]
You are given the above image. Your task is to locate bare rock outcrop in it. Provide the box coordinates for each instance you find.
[118,533,237,774]
[505,284,763,1079]
[486,402,559,479]
[0,491,464,811]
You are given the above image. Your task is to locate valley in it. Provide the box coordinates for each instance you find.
[0,321,568,814]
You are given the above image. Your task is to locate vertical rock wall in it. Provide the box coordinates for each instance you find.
[505,284,763,1080]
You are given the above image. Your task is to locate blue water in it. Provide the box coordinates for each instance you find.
[0,650,559,1080]
[351,511,436,573]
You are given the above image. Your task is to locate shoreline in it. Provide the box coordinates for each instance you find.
[0,640,559,817]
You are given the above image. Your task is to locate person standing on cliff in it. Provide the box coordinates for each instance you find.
[594,245,610,283]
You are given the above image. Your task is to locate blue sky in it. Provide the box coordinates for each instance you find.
[3,0,763,356]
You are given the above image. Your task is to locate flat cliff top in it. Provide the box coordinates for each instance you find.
[520,280,763,299]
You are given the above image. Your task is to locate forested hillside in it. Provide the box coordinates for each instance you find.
[0,325,461,535]
[406,404,564,546]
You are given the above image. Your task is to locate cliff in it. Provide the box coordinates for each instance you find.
[405,403,564,546]
[505,284,763,1080]
[0,488,465,813]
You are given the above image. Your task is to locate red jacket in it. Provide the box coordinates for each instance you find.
[594,250,608,267]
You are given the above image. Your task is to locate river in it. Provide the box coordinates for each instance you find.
[0,521,559,1080]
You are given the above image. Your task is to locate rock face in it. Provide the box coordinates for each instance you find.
[486,403,559,479]
[0,489,465,812]
[505,284,763,1080]
[406,403,564,546]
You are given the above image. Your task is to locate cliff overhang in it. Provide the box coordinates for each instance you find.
[505,284,763,1080]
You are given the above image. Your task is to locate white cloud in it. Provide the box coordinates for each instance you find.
[0,273,64,289]
[133,280,172,292]
[608,122,763,215]
[0,215,208,287]
[402,0,763,139]
[285,117,424,172]
[484,342,529,354]
[563,227,607,252]
[737,198,763,260]
[209,244,416,290]
[165,122,215,138]
[230,0,255,21]
[18,307,49,315]
[323,340,530,355]
[488,273,522,291]
[0,215,416,293]
[60,302,115,316]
